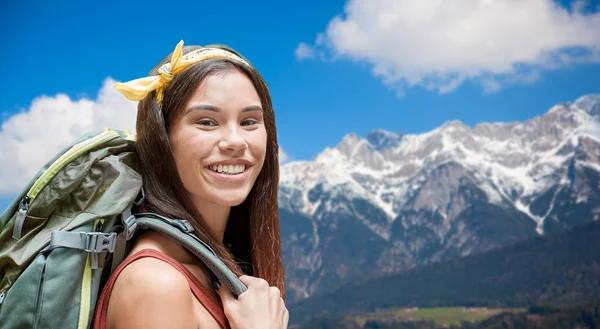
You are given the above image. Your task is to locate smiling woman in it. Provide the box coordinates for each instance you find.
[171,73,267,217]
[92,41,288,329]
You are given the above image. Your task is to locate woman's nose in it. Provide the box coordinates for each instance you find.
[218,128,248,153]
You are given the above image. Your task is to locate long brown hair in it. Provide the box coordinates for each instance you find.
[134,44,284,298]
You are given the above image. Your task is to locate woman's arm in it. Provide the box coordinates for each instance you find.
[106,257,214,329]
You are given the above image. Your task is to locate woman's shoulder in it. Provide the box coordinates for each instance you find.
[106,250,198,329]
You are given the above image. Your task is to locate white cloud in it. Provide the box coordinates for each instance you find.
[301,0,600,94]
[0,78,137,195]
[0,80,292,195]
[279,146,289,164]
[295,42,317,60]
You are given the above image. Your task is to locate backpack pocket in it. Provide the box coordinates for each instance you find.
[33,256,48,328]
[0,250,48,328]
[0,229,108,329]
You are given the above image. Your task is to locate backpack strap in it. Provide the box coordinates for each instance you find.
[110,189,145,273]
[47,209,248,298]
[117,208,247,298]
[132,213,248,299]
[49,231,117,269]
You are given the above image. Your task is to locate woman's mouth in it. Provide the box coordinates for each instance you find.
[206,164,251,182]
[208,164,246,175]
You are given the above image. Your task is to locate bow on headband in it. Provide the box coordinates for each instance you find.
[115,40,251,106]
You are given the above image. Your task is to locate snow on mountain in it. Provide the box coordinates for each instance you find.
[280,94,600,236]
[278,95,600,302]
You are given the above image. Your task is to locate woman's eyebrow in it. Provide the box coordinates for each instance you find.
[186,104,263,113]
[242,105,264,113]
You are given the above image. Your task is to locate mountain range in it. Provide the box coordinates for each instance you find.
[277,94,600,303]
[288,218,600,324]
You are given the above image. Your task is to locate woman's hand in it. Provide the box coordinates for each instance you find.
[218,275,289,329]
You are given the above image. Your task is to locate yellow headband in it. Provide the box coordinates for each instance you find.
[115,40,251,105]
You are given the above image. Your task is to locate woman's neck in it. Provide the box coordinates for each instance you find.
[191,198,231,242]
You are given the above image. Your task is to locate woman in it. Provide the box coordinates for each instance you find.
[92,41,288,329]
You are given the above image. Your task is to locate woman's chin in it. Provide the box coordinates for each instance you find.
[210,192,250,207]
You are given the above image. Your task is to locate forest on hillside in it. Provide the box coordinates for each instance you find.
[296,301,600,329]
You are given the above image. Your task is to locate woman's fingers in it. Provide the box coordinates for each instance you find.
[239,275,269,290]
[283,308,289,327]
[217,283,237,309]
[219,276,288,329]
[269,286,281,298]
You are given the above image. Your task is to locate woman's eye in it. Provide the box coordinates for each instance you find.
[197,120,217,127]
[241,119,259,126]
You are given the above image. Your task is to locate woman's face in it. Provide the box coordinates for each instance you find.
[169,69,267,208]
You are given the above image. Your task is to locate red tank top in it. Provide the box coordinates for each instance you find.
[93,249,230,329]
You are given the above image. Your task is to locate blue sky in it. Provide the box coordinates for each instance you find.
[1,0,600,209]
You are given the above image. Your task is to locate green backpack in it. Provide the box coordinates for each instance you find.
[0,128,246,329]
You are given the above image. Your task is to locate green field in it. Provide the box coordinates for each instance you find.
[355,307,524,326]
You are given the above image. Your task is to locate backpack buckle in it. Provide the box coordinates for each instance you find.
[123,214,138,241]
[82,232,117,254]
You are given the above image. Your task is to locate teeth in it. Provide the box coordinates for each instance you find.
[209,164,246,175]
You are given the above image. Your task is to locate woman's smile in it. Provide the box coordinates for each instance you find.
[205,163,252,182]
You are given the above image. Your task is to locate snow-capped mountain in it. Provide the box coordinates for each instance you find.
[278,95,600,302]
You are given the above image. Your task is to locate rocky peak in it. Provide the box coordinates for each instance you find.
[366,128,404,151]
[574,94,600,118]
